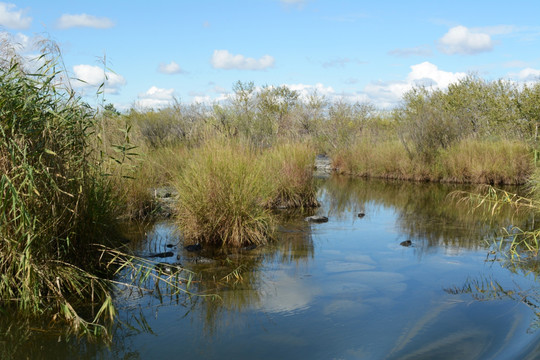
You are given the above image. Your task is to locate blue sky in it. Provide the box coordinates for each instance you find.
[1,0,540,110]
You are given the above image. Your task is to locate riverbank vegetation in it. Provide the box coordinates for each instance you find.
[0,45,192,338]
[106,76,540,247]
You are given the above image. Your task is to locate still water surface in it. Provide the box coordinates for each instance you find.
[4,177,540,359]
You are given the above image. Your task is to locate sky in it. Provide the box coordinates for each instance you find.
[1,0,540,111]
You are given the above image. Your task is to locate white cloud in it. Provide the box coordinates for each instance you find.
[57,14,114,29]
[512,68,540,82]
[286,82,336,100]
[158,61,184,74]
[136,86,175,108]
[0,2,31,29]
[438,25,493,55]
[363,62,466,108]
[211,49,275,70]
[72,64,126,94]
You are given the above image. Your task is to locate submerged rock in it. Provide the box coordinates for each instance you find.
[305,215,329,223]
[185,243,202,252]
[149,251,174,258]
[400,240,412,247]
[154,262,183,275]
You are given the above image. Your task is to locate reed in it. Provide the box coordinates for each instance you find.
[0,57,120,334]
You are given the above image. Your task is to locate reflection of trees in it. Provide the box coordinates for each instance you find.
[322,176,533,255]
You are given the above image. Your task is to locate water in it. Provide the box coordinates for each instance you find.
[3,177,540,359]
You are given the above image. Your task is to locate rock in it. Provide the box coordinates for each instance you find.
[358,212,365,218]
[400,240,412,247]
[149,251,174,258]
[154,262,183,275]
[193,256,214,264]
[185,243,202,252]
[305,215,329,223]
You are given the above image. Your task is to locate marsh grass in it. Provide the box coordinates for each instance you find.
[441,139,532,185]
[0,57,121,335]
[452,185,540,258]
[263,141,319,208]
[174,138,276,247]
[0,49,201,338]
[172,137,320,247]
[332,137,533,184]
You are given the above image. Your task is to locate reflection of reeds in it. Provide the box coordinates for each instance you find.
[445,274,540,333]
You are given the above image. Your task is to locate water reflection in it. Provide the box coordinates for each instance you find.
[323,176,533,254]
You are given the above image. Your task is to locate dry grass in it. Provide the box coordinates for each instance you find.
[332,137,532,185]
[263,141,319,208]
[441,139,533,184]
[173,138,275,247]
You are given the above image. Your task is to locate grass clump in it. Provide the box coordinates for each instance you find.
[263,141,319,208]
[173,138,320,247]
[174,139,275,247]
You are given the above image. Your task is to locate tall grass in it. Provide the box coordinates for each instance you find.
[441,139,532,184]
[0,57,120,333]
[173,138,319,247]
[332,137,532,184]
[263,141,319,208]
[0,49,195,337]
[174,139,276,247]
